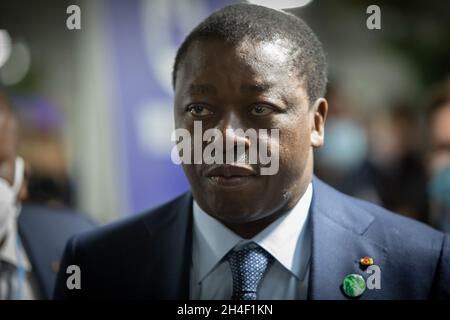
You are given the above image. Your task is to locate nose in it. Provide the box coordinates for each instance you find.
[217,111,251,162]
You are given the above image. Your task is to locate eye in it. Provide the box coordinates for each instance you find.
[250,104,274,116]
[187,104,213,117]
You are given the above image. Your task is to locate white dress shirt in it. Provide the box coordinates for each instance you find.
[0,210,39,300]
[190,183,313,300]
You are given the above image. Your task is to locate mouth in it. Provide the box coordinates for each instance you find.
[204,165,257,188]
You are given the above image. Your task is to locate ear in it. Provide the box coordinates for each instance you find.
[310,98,328,148]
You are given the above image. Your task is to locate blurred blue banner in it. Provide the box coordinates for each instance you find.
[106,0,232,215]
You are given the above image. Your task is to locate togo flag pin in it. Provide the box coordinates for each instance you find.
[360,256,374,267]
[342,274,366,298]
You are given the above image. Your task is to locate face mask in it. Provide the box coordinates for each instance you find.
[429,164,450,232]
[0,156,24,239]
[317,119,368,171]
[429,164,450,206]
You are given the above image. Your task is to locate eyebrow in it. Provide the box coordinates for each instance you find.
[187,82,274,95]
[187,84,217,95]
[240,83,273,94]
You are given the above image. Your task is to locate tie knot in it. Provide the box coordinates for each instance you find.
[227,243,273,300]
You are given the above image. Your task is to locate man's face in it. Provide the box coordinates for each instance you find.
[174,39,326,225]
[429,103,450,174]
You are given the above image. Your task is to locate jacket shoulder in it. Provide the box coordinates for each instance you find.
[352,194,443,249]
[73,191,191,251]
[314,177,444,248]
[313,177,449,298]
[53,192,192,298]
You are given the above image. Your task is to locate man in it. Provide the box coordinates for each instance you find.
[0,95,39,299]
[54,4,449,300]
[0,93,96,299]
[427,77,450,232]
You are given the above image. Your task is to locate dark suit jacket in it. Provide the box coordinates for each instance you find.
[53,177,450,299]
[18,205,96,299]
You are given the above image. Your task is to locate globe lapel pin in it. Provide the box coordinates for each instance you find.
[342,274,366,298]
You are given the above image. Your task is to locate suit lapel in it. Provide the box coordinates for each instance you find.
[140,192,194,299]
[308,177,388,300]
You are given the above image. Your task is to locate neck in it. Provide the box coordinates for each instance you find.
[222,212,285,239]
[223,175,312,239]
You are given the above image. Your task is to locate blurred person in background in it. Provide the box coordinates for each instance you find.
[0,93,39,299]
[12,96,74,208]
[340,104,428,222]
[316,84,428,222]
[0,92,96,299]
[427,76,450,232]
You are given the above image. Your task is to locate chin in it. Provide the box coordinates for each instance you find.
[205,199,266,223]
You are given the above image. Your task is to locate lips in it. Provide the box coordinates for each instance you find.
[204,164,257,188]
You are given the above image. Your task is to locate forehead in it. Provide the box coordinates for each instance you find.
[176,38,299,92]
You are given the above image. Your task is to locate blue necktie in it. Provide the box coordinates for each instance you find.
[227,243,273,300]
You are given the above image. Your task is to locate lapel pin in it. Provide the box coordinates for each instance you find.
[342,274,366,298]
[360,256,374,267]
[51,260,60,273]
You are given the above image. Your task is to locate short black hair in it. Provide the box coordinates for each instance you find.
[172,3,327,104]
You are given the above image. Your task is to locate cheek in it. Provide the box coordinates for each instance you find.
[286,119,310,143]
[278,117,311,171]
[174,108,188,128]
[181,164,204,193]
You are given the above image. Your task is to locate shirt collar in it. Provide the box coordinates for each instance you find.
[192,183,313,283]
